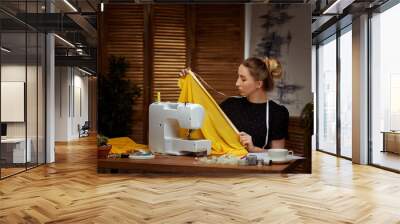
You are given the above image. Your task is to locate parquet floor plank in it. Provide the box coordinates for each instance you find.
[1,136,400,223]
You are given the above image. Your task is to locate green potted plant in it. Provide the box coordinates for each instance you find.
[97,134,112,159]
[98,55,141,138]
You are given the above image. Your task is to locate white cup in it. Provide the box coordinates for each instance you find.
[267,149,293,161]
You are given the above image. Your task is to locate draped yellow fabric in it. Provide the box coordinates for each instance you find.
[108,137,149,154]
[178,71,248,157]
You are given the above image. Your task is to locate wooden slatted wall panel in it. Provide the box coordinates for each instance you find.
[192,5,244,103]
[152,5,187,102]
[286,117,312,173]
[103,4,145,143]
[88,77,97,132]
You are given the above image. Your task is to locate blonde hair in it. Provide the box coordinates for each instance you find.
[265,57,282,79]
[242,57,283,91]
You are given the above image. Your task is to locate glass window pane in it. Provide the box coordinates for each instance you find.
[1,1,46,179]
[317,37,337,154]
[38,32,45,165]
[340,29,352,158]
[371,3,400,171]
[1,30,27,177]
[26,0,39,169]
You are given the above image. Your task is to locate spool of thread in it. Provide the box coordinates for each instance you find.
[246,155,257,166]
[156,92,161,102]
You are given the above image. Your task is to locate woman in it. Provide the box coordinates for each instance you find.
[181,57,289,153]
[220,57,289,152]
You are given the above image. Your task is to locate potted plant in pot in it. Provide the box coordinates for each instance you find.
[97,134,112,159]
[98,55,141,138]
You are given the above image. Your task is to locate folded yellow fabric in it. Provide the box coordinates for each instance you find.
[108,137,149,154]
[178,71,248,157]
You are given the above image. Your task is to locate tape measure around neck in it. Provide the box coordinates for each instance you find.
[263,100,270,149]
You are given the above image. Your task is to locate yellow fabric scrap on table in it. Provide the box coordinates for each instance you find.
[108,137,149,154]
[178,71,248,157]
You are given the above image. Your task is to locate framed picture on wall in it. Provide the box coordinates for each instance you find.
[1,81,25,122]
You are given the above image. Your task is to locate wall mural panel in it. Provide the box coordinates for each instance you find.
[249,4,312,116]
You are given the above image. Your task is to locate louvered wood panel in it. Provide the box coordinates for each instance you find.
[100,4,245,143]
[286,117,312,173]
[102,4,145,143]
[192,5,244,103]
[152,5,187,102]
[88,77,97,132]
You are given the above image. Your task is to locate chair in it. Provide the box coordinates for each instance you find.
[79,121,90,138]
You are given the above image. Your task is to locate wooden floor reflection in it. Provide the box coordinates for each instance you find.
[372,150,400,171]
[0,136,400,223]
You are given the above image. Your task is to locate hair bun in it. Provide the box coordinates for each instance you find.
[265,57,282,79]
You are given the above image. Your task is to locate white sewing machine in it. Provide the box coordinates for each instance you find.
[149,102,211,155]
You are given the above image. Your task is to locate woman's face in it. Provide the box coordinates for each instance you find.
[236,64,262,97]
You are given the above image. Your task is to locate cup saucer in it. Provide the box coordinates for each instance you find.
[270,156,292,164]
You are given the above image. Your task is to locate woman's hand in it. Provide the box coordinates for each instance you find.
[239,132,255,151]
[179,68,191,77]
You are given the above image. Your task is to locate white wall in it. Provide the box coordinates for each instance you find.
[1,63,46,164]
[55,67,89,141]
[1,65,39,137]
[55,66,69,141]
[76,73,89,121]
[1,65,26,139]
[1,65,26,82]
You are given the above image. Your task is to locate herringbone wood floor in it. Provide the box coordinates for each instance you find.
[1,136,400,224]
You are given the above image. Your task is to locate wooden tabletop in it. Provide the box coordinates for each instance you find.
[98,155,303,174]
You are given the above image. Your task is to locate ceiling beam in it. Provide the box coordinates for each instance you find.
[55,55,96,71]
[67,13,98,39]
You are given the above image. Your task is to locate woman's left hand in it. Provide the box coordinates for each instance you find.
[239,132,255,151]
[179,68,191,77]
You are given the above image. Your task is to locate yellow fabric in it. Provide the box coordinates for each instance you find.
[108,137,149,154]
[178,71,248,157]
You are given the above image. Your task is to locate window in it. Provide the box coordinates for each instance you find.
[370,3,400,171]
[316,26,353,159]
[317,36,337,154]
[339,28,352,158]
[0,1,47,179]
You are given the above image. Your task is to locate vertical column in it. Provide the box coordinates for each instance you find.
[46,33,55,163]
[46,1,55,163]
[352,14,369,164]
